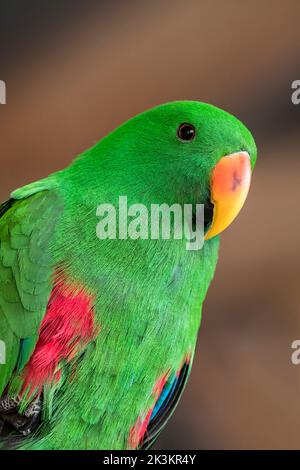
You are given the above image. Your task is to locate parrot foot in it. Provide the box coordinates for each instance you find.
[0,395,42,436]
[0,395,20,412]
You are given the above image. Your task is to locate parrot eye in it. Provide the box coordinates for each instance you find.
[177,123,196,142]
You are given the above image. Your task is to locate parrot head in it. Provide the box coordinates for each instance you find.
[74,101,257,240]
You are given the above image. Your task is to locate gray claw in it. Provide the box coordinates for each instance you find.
[0,395,20,413]
[24,396,42,418]
[0,394,42,436]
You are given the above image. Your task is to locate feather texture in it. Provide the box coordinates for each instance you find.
[0,101,257,449]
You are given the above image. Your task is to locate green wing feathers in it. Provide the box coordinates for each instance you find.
[0,188,63,395]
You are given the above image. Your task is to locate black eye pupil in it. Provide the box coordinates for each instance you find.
[177,123,196,141]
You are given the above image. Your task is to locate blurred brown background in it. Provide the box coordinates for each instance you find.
[0,0,300,449]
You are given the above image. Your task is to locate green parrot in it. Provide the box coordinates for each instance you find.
[0,101,257,450]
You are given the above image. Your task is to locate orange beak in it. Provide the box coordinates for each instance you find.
[204,151,252,240]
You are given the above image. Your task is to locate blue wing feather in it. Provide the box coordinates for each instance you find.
[141,360,191,449]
